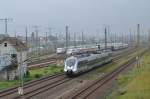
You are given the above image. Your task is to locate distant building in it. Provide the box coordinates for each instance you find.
[0,37,28,80]
[0,34,9,40]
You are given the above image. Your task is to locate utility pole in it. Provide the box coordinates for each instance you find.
[134,30,137,48]
[31,32,35,47]
[14,30,17,37]
[82,32,84,47]
[39,36,41,55]
[129,28,132,46]
[45,32,48,51]
[107,26,110,44]
[137,24,140,47]
[148,30,150,49]
[74,33,76,48]
[121,33,123,47]
[18,48,24,98]
[68,30,70,47]
[33,25,40,56]
[25,26,28,47]
[46,27,52,50]
[55,33,58,51]
[124,32,127,44]
[0,18,13,34]
[114,32,116,43]
[136,24,140,69]
[47,27,52,36]
[104,27,107,50]
[66,26,68,49]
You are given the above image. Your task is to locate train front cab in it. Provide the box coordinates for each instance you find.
[64,57,77,76]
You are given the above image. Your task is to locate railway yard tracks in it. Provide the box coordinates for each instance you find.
[68,57,136,99]
[112,47,137,61]
[27,58,56,69]
[0,48,146,99]
[0,73,68,99]
[67,49,147,99]
[27,54,65,69]
[27,48,134,70]
[14,77,71,99]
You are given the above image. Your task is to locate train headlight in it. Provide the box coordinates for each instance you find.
[67,66,73,70]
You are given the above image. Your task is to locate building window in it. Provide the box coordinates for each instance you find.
[4,43,7,47]
[11,54,17,58]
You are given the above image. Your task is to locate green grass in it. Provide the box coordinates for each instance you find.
[29,65,63,78]
[0,65,63,90]
[96,62,117,73]
[0,80,20,90]
[107,50,150,99]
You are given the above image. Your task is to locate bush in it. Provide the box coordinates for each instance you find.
[53,71,58,74]
[44,70,48,74]
[34,74,42,78]
[14,76,19,80]
[60,69,63,72]
[118,88,127,95]
[26,70,30,77]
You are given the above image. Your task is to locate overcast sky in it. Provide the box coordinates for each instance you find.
[0,0,150,36]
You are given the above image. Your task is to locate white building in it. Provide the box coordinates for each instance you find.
[0,37,28,80]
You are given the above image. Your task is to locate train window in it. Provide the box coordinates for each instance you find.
[78,60,88,67]
[87,57,106,65]
[11,54,17,58]
[66,59,76,67]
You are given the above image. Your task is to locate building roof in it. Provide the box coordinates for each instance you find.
[0,34,9,40]
[0,37,28,51]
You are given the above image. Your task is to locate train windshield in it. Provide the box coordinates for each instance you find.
[66,59,76,67]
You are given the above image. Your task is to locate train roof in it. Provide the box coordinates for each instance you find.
[67,51,111,60]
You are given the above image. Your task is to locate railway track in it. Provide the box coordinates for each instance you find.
[15,77,72,99]
[68,49,147,99]
[24,48,141,99]
[112,48,137,61]
[28,60,56,69]
[0,48,143,99]
[0,73,66,99]
[27,58,57,70]
[27,54,65,69]
[27,58,56,66]
[27,48,135,70]
[69,57,136,99]
[27,54,65,65]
